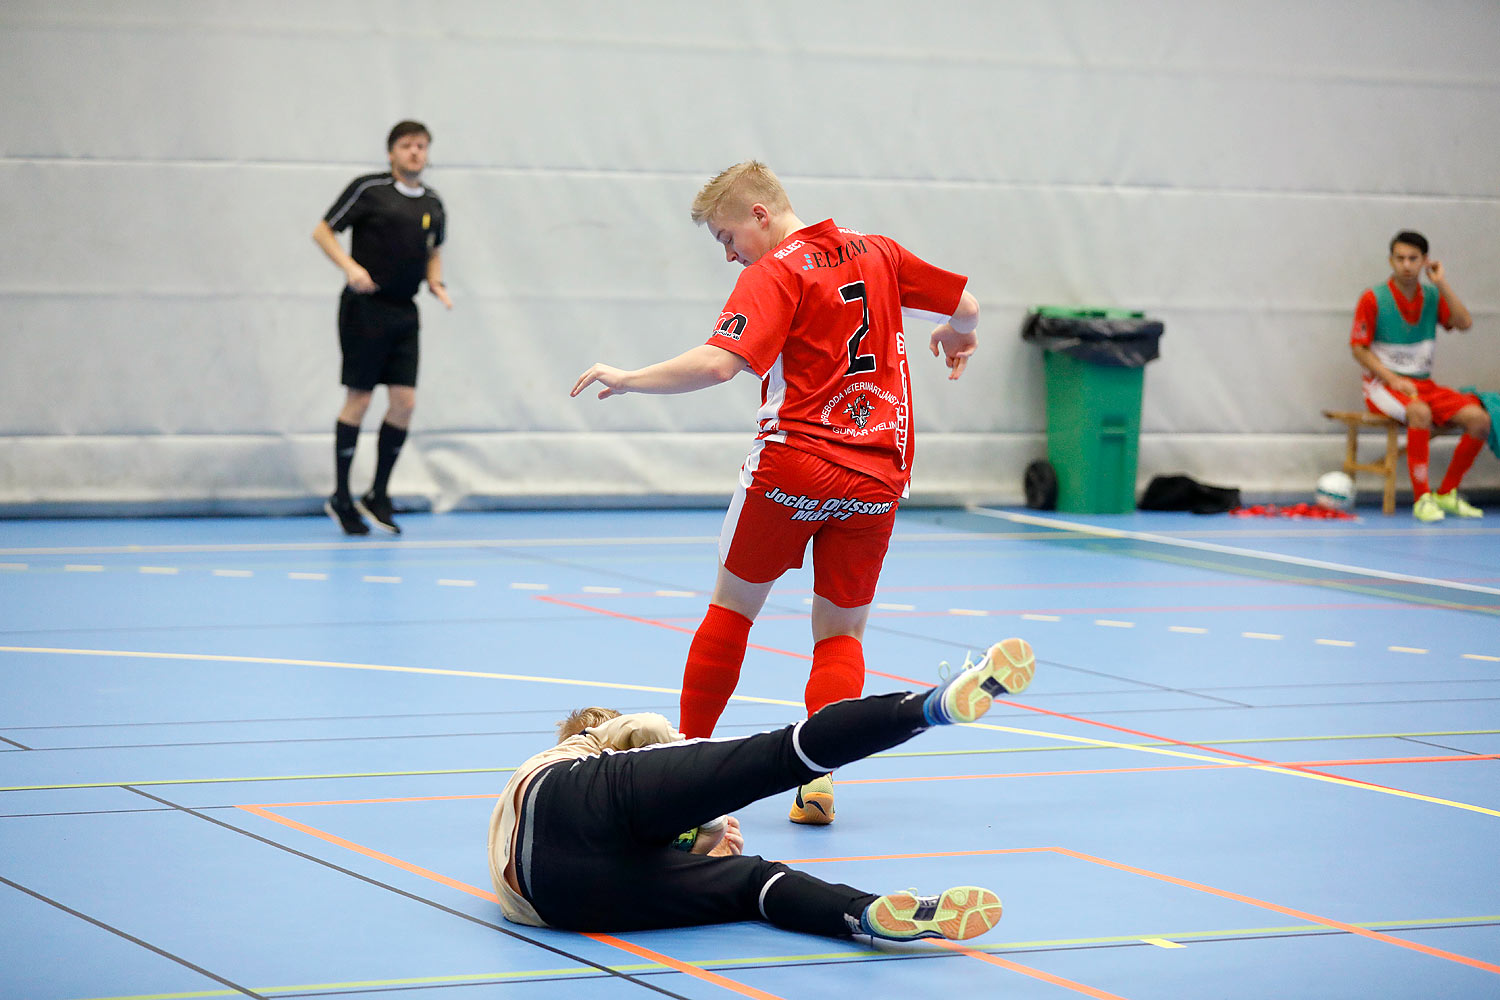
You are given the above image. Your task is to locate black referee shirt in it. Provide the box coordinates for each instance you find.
[324,173,446,302]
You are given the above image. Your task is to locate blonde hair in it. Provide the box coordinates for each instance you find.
[690,161,792,225]
[555,706,620,743]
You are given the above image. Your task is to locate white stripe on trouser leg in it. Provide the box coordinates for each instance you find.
[758,870,787,919]
[1364,378,1411,422]
[790,719,834,774]
[718,476,750,566]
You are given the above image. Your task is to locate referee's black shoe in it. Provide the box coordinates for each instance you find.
[356,491,401,535]
[325,493,370,536]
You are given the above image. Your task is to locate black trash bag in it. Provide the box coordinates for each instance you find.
[1021,309,1165,368]
[1138,475,1241,515]
[1023,460,1058,510]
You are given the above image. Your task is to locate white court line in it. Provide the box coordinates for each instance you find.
[950,608,987,616]
[138,566,179,575]
[0,563,26,571]
[64,565,104,573]
[1243,632,1282,641]
[1022,613,1061,622]
[363,576,401,584]
[1095,619,1134,628]
[967,507,1500,599]
[877,603,917,611]
[0,530,1019,559]
[583,585,622,594]
[1169,625,1207,634]
[288,572,327,581]
[1388,646,1428,655]
[1316,638,1356,647]
[655,590,695,597]
[213,569,252,578]
[1463,653,1500,662]
[438,579,476,587]
[510,582,548,591]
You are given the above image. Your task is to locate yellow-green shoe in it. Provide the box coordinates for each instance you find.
[789,773,835,825]
[1434,490,1483,518]
[1413,493,1445,523]
[861,886,1004,941]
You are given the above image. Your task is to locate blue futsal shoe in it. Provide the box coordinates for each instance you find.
[924,638,1035,725]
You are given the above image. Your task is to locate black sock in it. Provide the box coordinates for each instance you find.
[370,422,407,498]
[334,421,360,501]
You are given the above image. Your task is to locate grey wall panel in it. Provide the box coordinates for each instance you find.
[3,1,1498,509]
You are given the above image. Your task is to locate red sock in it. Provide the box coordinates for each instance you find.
[678,604,753,738]
[1438,434,1484,494]
[804,635,865,716]
[1406,427,1430,497]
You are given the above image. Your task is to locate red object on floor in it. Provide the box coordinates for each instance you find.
[1230,502,1358,520]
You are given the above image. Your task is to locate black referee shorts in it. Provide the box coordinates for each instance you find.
[339,289,420,390]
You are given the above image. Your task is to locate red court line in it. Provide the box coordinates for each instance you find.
[994,699,1404,791]
[534,595,922,684]
[1053,847,1500,976]
[832,753,1500,785]
[791,846,1500,977]
[530,592,1480,803]
[246,752,1498,814]
[933,940,1130,1000]
[238,803,787,1000]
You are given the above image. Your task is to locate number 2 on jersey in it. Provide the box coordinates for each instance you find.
[839,281,876,376]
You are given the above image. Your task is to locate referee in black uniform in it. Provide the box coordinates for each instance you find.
[312,120,451,535]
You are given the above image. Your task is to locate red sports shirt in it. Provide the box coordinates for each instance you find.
[705,219,968,495]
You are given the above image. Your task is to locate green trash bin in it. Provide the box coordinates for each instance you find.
[1022,307,1164,514]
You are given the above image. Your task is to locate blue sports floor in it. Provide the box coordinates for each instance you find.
[2,506,1498,999]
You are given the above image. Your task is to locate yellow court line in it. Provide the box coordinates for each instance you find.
[966,720,1500,819]
[71,915,1500,1000]
[4,644,1496,818]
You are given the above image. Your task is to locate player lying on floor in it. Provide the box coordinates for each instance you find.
[488,638,1036,941]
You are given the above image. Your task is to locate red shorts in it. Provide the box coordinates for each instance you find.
[1364,376,1480,427]
[718,441,901,609]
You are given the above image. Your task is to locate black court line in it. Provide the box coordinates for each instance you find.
[265,919,1500,997]
[1,705,677,732]
[20,729,562,753]
[0,873,267,999]
[0,612,602,640]
[1397,736,1490,755]
[121,787,693,1000]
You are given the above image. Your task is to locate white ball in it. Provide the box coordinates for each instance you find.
[1315,471,1355,510]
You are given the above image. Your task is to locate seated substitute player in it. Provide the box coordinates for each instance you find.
[312,120,453,536]
[487,638,1035,939]
[1351,230,1487,521]
[571,161,980,825]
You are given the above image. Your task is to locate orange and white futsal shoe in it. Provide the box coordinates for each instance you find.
[931,638,1035,724]
[788,773,835,825]
[861,886,1004,941]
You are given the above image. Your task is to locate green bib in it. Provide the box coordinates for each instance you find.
[1372,282,1439,346]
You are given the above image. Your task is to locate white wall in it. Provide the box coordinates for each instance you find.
[2,0,1498,511]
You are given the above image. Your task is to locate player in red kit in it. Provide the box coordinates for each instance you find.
[571,162,988,824]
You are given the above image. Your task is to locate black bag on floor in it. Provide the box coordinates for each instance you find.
[1023,460,1058,510]
[1138,475,1240,514]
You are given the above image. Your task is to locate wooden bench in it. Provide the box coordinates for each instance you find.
[1322,410,1402,515]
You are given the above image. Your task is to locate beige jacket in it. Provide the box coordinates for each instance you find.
[487,712,680,926]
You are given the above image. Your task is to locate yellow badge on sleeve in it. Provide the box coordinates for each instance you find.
[422,213,431,230]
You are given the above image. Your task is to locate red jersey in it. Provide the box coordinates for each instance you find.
[705,219,968,495]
